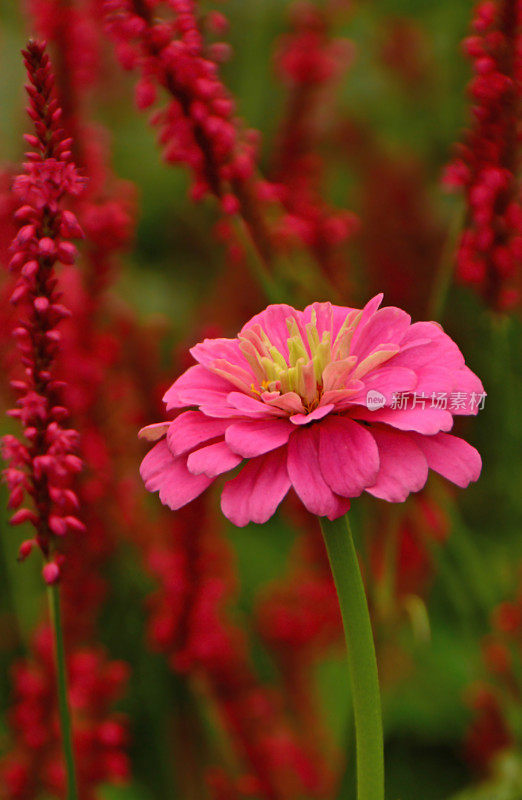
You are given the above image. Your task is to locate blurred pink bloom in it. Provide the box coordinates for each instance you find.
[140,295,483,526]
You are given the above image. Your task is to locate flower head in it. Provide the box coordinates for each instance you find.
[140,296,483,526]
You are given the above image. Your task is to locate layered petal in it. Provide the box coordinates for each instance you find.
[348,293,384,348]
[351,306,411,362]
[392,324,465,371]
[411,366,456,397]
[187,441,242,477]
[349,366,417,407]
[290,404,334,426]
[409,432,482,487]
[198,391,285,419]
[287,426,351,519]
[353,404,454,435]
[163,365,233,410]
[221,449,291,526]
[450,366,486,415]
[225,418,293,458]
[166,410,229,456]
[226,392,287,418]
[241,304,306,359]
[318,416,380,497]
[210,359,257,394]
[262,391,306,414]
[302,301,352,341]
[365,428,428,502]
[190,336,249,371]
[140,440,212,510]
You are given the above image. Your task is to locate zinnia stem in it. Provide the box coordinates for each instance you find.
[319,514,384,800]
[46,581,79,800]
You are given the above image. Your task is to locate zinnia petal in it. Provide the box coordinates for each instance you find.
[190,337,248,370]
[303,301,334,338]
[349,366,417,406]
[393,324,465,370]
[187,441,242,477]
[451,366,486,415]
[226,392,287,417]
[348,293,384,352]
[365,428,428,502]
[351,306,411,361]
[412,366,456,397]
[140,440,212,510]
[409,432,482,487]
[290,404,334,425]
[163,365,232,410]
[287,426,351,519]
[225,418,293,458]
[241,304,305,359]
[354,405,453,435]
[318,417,380,497]
[221,449,290,526]
[166,410,229,456]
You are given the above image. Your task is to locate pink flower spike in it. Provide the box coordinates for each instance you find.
[140,297,484,525]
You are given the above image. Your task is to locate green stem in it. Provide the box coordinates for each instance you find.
[427,201,465,321]
[47,582,79,800]
[231,216,282,303]
[319,514,384,800]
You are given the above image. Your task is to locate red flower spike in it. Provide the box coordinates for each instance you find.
[0,627,130,798]
[0,41,85,571]
[445,0,522,310]
[464,574,522,771]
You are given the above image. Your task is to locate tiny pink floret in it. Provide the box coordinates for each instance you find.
[140,296,484,526]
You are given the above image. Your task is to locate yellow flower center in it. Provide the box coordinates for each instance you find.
[239,309,364,409]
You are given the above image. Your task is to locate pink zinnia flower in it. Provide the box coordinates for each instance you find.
[140,296,483,526]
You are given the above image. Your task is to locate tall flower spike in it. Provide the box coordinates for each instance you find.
[0,626,130,800]
[103,0,277,270]
[271,1,358,283]
[1,40,86,584]
[463,579,522,772]
[444,0,522,310]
